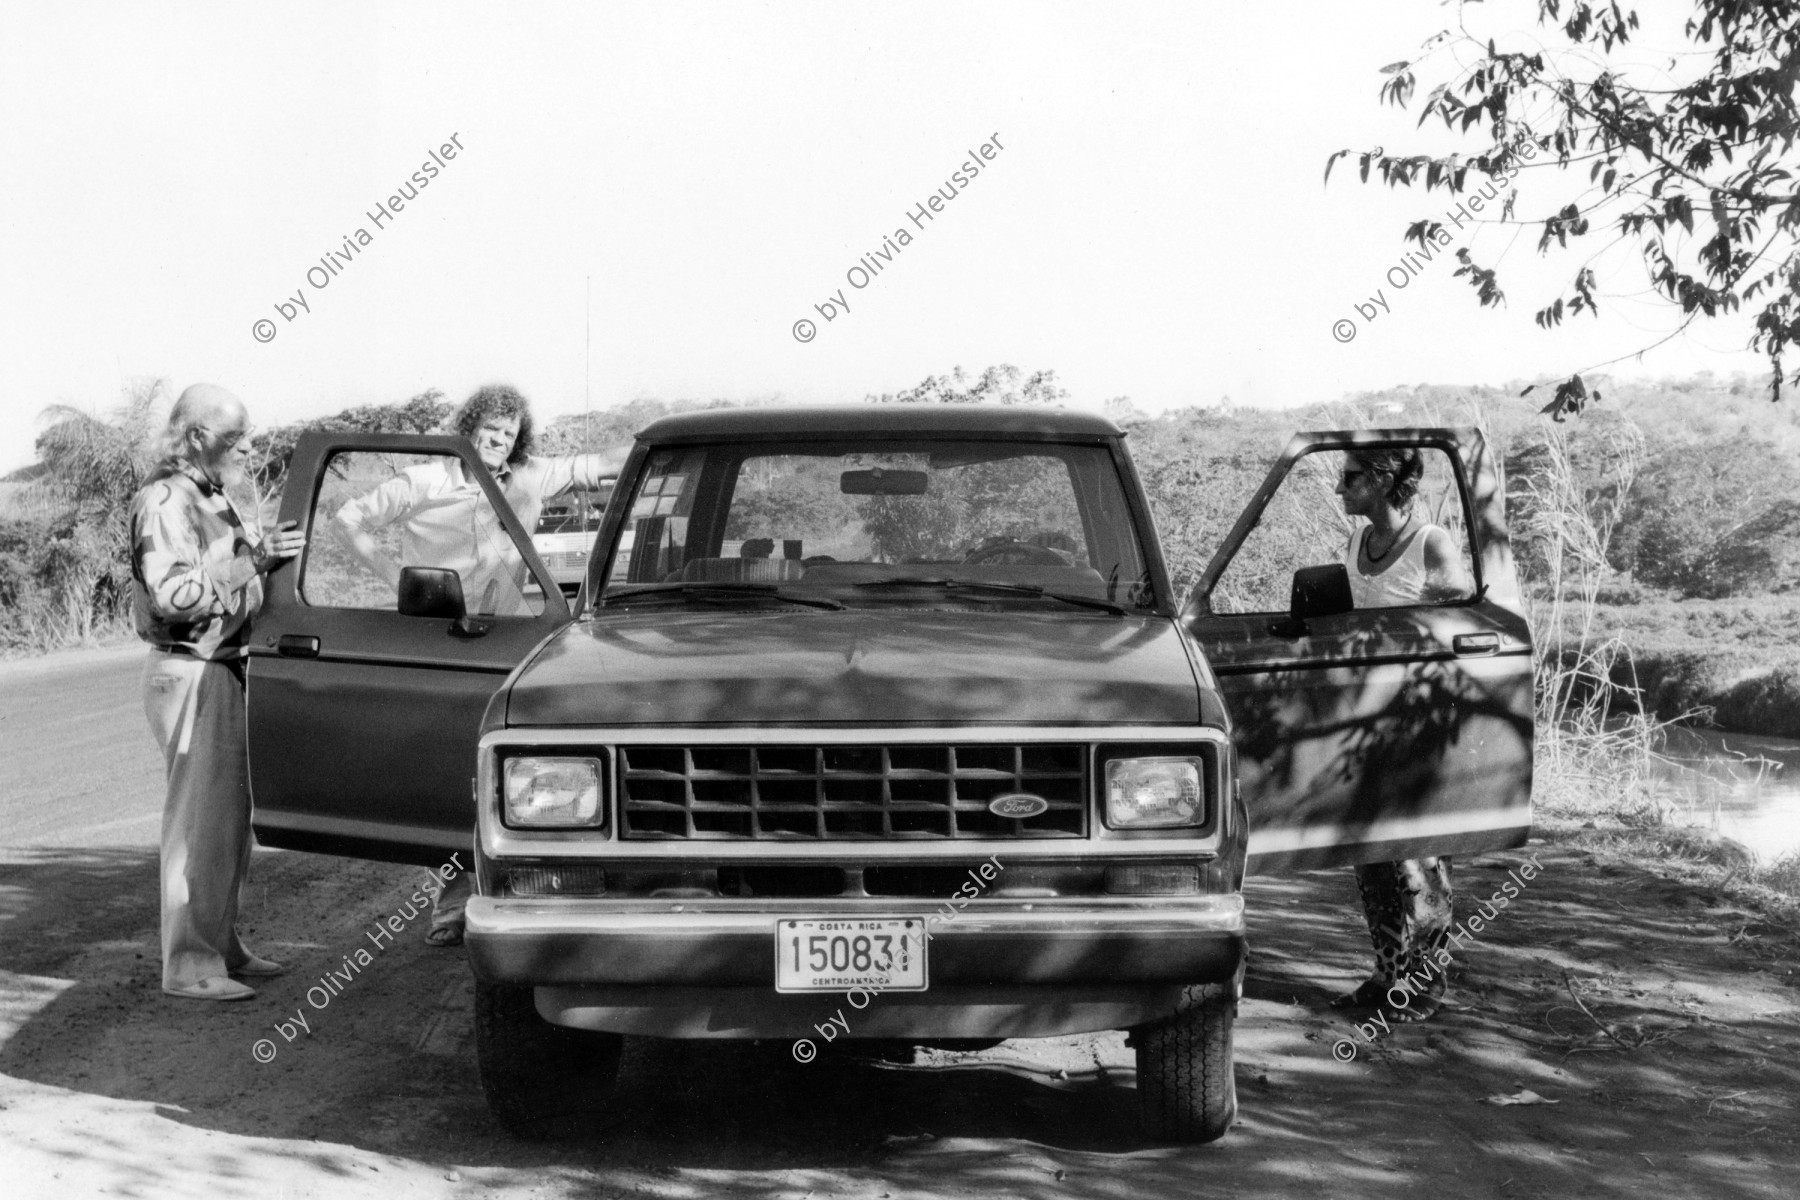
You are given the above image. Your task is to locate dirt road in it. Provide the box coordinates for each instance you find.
[1,647,1796,1198]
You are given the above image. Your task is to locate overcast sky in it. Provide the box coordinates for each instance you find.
[0,0,1767,473]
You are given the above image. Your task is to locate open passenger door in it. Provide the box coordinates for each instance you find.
[246,432,573,865]
[1183,428,1533,872]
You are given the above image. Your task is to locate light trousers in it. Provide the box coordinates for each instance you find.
[142,650,254,990]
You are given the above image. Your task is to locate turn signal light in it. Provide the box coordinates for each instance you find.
[503,866,608,897]
[1104,864,1201,895]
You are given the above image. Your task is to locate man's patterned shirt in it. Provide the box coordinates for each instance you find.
[128,462,262,660]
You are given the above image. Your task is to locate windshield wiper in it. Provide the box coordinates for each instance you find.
[602,583,845,611]
[853,577,1127,616]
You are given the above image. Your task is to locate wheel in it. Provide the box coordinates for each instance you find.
[1132,982,1237,1144]
[474,976,623,1139]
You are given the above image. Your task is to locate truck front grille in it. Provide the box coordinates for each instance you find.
[618,743,1087,840]
[541,549,588,574]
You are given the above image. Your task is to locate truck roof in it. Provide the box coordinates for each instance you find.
[634,404,1125,443]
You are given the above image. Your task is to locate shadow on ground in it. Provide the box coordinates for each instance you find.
[1,840,1797,1198]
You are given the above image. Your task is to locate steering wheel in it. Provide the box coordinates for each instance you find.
[960,537,1069,566]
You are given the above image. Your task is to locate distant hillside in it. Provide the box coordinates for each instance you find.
[1116,373,1800,601]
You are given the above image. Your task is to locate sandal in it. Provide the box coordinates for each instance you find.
[1384,993,1444,1023]
[424,921,464,948]
[164,976,256,1001]
[229,954,286,978]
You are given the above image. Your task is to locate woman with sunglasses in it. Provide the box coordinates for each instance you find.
[1329,447,1473,1022]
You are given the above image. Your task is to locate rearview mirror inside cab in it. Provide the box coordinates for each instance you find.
[839,468,929,495]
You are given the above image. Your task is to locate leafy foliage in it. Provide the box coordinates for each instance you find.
[537,399,683,457]
[1612,438,1800,594]
[865,364,1071,407]
[1121,404,1300,600]
[251,389,450,496]
[10,366,1800,667]
[722,457,861,546]
[22,378,172,642]
[1332,1,1800,413]
[856,455,1079,563]
[5,383,456,654]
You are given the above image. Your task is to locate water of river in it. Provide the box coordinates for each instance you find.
[1647,726,1800,866]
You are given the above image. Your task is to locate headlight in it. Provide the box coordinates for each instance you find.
[1104,757,1204,829]
[502,757,604,828]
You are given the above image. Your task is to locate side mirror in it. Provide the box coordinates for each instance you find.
[1290,563,1353,619]
[1268,564,1353,639]
[399,566,495,636]
[398,567,467,620]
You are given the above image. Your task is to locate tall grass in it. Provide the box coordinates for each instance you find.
[0,381,167,657]
[1514,416,1670,819]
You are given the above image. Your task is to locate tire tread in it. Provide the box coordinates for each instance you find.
[1134,982,1237,1144]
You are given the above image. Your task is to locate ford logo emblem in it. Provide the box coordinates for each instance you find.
[989,793,1050,819]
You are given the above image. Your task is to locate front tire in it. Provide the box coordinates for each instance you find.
[474,976,623,1139]
[1133,982,1237,1144]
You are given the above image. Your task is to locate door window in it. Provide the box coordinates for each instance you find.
[1209,446,1474,614]
[303,450,547,616]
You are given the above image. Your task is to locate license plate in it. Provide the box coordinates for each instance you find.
[774,918,928,993]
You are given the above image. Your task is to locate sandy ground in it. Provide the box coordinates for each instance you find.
[1,646,1797,1199]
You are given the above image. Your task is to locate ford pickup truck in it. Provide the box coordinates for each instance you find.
[245,404,1533,1143]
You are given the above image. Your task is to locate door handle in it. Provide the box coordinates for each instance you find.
[1453,632,1499,656]
[276,635,320,659]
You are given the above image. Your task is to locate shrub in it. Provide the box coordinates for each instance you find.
[1612,439,1800,596]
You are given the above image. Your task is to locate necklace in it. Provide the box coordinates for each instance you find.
[1365,516,1415,564]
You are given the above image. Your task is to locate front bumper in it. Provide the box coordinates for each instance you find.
[467,895,1244,986]
[466,896,1245,1037]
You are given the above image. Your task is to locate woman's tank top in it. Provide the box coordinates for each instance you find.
[1344,523,1440,608]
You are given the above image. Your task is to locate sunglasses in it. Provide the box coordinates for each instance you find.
[1340,465,1389,485]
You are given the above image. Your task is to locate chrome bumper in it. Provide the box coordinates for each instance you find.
[465,895,1245,988]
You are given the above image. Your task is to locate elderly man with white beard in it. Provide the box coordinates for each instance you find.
[130,383,306,1001]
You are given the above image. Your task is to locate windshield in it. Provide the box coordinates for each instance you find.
[594,439,1157,611]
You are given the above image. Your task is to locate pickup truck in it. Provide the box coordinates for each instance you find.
[245,404,1533,1143]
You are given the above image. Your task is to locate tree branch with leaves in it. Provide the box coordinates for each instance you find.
[1328,0,1800,417]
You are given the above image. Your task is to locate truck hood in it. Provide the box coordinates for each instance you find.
[505,609,1203,726]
